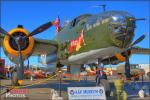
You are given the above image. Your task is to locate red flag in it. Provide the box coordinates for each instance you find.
[55,16,60,33]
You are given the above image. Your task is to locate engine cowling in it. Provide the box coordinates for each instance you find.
[115,50,131,62]
[101,50,131,65]
[3,27,34,63]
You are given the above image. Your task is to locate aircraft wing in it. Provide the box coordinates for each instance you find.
[0,35,58,55]
[32,38,58,55]
[131,47,150,55]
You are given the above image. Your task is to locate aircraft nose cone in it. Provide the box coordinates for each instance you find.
[109,12,136,48]
[113,25,134,48]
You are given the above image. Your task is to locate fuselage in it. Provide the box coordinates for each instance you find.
[56,11,135,64]
[1,11,136,65]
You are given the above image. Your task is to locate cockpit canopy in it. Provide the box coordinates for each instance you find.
[70,14,92,27]
[110,11,135,26]
[86,11,135,26]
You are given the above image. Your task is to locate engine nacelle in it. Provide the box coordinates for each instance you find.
[115,50,131,61]
[102,50,131,65]
[3,27,34,63]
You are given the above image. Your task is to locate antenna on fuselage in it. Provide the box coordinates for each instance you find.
[99,4,106,12]
[92,4,106,12]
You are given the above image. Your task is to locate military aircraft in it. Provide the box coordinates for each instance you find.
[0,6,150,95]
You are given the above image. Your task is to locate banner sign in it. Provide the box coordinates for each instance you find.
[68,87,106,100]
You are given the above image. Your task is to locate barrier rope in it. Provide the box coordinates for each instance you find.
[0,68,144,95]
[0,73,57,95]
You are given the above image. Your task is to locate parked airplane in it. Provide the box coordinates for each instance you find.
[0,6,150,96]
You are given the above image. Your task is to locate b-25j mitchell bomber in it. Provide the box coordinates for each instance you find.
[0,6,150,95]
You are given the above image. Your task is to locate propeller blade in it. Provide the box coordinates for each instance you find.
[16,40,24,82]
[124,34,146,79]
[0,27,16,40]
[28,21,54,37]
[130,34,146,47]
[0,27,23,82]
[0,27,8,35]
[27,58,30,69]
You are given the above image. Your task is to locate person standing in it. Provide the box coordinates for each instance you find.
[96,68,104,86]
[6,68,9,79]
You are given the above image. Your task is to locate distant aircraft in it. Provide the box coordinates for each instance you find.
[0,5,150,96]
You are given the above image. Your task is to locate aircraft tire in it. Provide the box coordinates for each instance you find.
[99,79,111,97]
[11,71,19,86]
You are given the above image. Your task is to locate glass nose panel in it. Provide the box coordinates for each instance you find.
[111,14,126,24]
[110,14,128,34]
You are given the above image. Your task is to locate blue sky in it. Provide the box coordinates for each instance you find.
[0,1,149,66]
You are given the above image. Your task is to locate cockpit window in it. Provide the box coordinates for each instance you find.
[71,14,92,27]
[86,12,111,26]
[110,11,134,24]
[71,18,79,27]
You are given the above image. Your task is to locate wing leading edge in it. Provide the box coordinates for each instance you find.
[32,38,58,55]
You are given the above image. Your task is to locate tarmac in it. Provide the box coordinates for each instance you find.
[0,77,150,100]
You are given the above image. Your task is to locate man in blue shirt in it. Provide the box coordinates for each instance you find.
[96,68,104,86]
[96,67,108,86]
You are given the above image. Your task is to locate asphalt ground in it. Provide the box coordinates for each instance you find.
[0,77,150,100]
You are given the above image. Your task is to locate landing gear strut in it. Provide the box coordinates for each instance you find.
[11,70,19,86]
[125,52,131,80]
